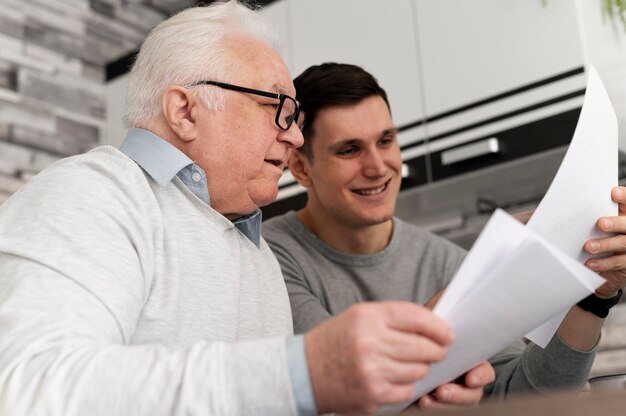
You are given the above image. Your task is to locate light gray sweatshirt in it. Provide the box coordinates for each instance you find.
[264,211,596,399]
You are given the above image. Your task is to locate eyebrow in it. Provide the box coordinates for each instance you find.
[272,83,289,95]
[381,127,398,137]
[327,128,398,152]
[328,138,361,152]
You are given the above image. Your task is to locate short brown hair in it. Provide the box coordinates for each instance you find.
[293,63,390,158]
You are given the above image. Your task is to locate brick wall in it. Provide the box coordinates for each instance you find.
[0,0,195,204]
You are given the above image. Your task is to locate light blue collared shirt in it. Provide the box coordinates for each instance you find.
[119,128,316,416]
[120,128,262,247]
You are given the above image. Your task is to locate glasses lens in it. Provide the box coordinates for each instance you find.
[277,96,305,131]
[278,97,296,130]
[296,110,305,130]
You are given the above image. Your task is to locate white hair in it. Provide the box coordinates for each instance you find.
[124,0,281,128]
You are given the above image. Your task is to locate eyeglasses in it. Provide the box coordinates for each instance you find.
[188,80,305,131]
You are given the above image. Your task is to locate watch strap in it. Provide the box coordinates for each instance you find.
[577,289,623,318]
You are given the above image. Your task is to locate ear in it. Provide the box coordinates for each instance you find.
[162,86,198,142]
[288,150,313,188]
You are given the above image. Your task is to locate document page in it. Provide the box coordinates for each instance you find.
[526,66,618,346]
[381,211,604,413]
[381,66,617,413]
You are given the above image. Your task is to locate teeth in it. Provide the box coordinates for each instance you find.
[354,184,386,196]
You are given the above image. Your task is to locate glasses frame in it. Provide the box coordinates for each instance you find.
[188,80,304,131]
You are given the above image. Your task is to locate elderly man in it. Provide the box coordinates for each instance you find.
[0,4,469,416]
[263,62,626,409]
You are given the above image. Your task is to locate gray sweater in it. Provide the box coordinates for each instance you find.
[263,211,596,399]
[0,146,297,415]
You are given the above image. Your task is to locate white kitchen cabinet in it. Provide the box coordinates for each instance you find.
[404,0,587,182]
[413,0,585,117]
[286,0,427,133]
[259,0,591,215]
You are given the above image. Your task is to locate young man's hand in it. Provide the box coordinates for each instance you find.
[415,360,495,410]
[584,186,626,298]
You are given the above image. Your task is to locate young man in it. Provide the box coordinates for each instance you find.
[263,62,626,407]
[0,7,459,416]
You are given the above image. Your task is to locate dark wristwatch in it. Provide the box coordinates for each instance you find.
[577,289,623,318]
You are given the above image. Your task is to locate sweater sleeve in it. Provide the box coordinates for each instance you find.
[0,153,297,416]
[485,334,595,400]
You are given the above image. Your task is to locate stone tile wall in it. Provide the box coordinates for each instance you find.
[0,0,195,204]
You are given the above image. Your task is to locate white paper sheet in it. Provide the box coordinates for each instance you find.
[381,211,604,414]
[382,65,617,413]
[525,65,618,346]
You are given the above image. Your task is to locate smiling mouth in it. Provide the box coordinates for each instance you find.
[352,179,390,196]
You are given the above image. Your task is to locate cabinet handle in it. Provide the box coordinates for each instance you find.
[441,137,499,166]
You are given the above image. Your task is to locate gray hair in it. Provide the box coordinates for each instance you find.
[124,0,281,128]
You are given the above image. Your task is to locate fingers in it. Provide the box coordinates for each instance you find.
[583,186,626,259]
[420,383,483,409]
[589,215,626,238]
[597,187,626,226]
[305,301,454,414]
[417,362,492,410]
[585,233,626,260]
[613,187,626,214]
[382,329,448,363]
[465,361,495,387]
[417,394,440,410]
[381,301,453,346]
[377,359,430,384]
[585,253,626,272]
[512,209,534,225]
[437,383,483,405]
[424,289,445,310]
[582,186,626,297]
[341,302,451,362]
[584,216,626,271]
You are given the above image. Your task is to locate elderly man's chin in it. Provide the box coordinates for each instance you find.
[248,180,280,209]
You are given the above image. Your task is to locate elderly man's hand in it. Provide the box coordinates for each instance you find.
[415,360,495,410]
[584,186,626,297]
[304,301,453,415]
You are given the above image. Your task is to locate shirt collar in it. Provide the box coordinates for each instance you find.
[120,128,193,186]
[232,210,262,247]
[119,128,262,248]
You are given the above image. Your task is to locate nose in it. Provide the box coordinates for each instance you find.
[362,148,387,177]
[277,123,304,149]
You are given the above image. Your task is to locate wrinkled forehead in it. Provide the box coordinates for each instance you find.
[224,34,294,96]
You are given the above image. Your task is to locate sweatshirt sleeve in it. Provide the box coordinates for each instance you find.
[0,154,297,416]
[485,334,595,399]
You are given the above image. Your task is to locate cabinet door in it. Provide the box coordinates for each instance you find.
[288,0,426,131]
[413,0,586,180]
[413,0,585,117]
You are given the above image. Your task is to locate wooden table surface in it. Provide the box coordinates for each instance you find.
[399,390,626,416]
